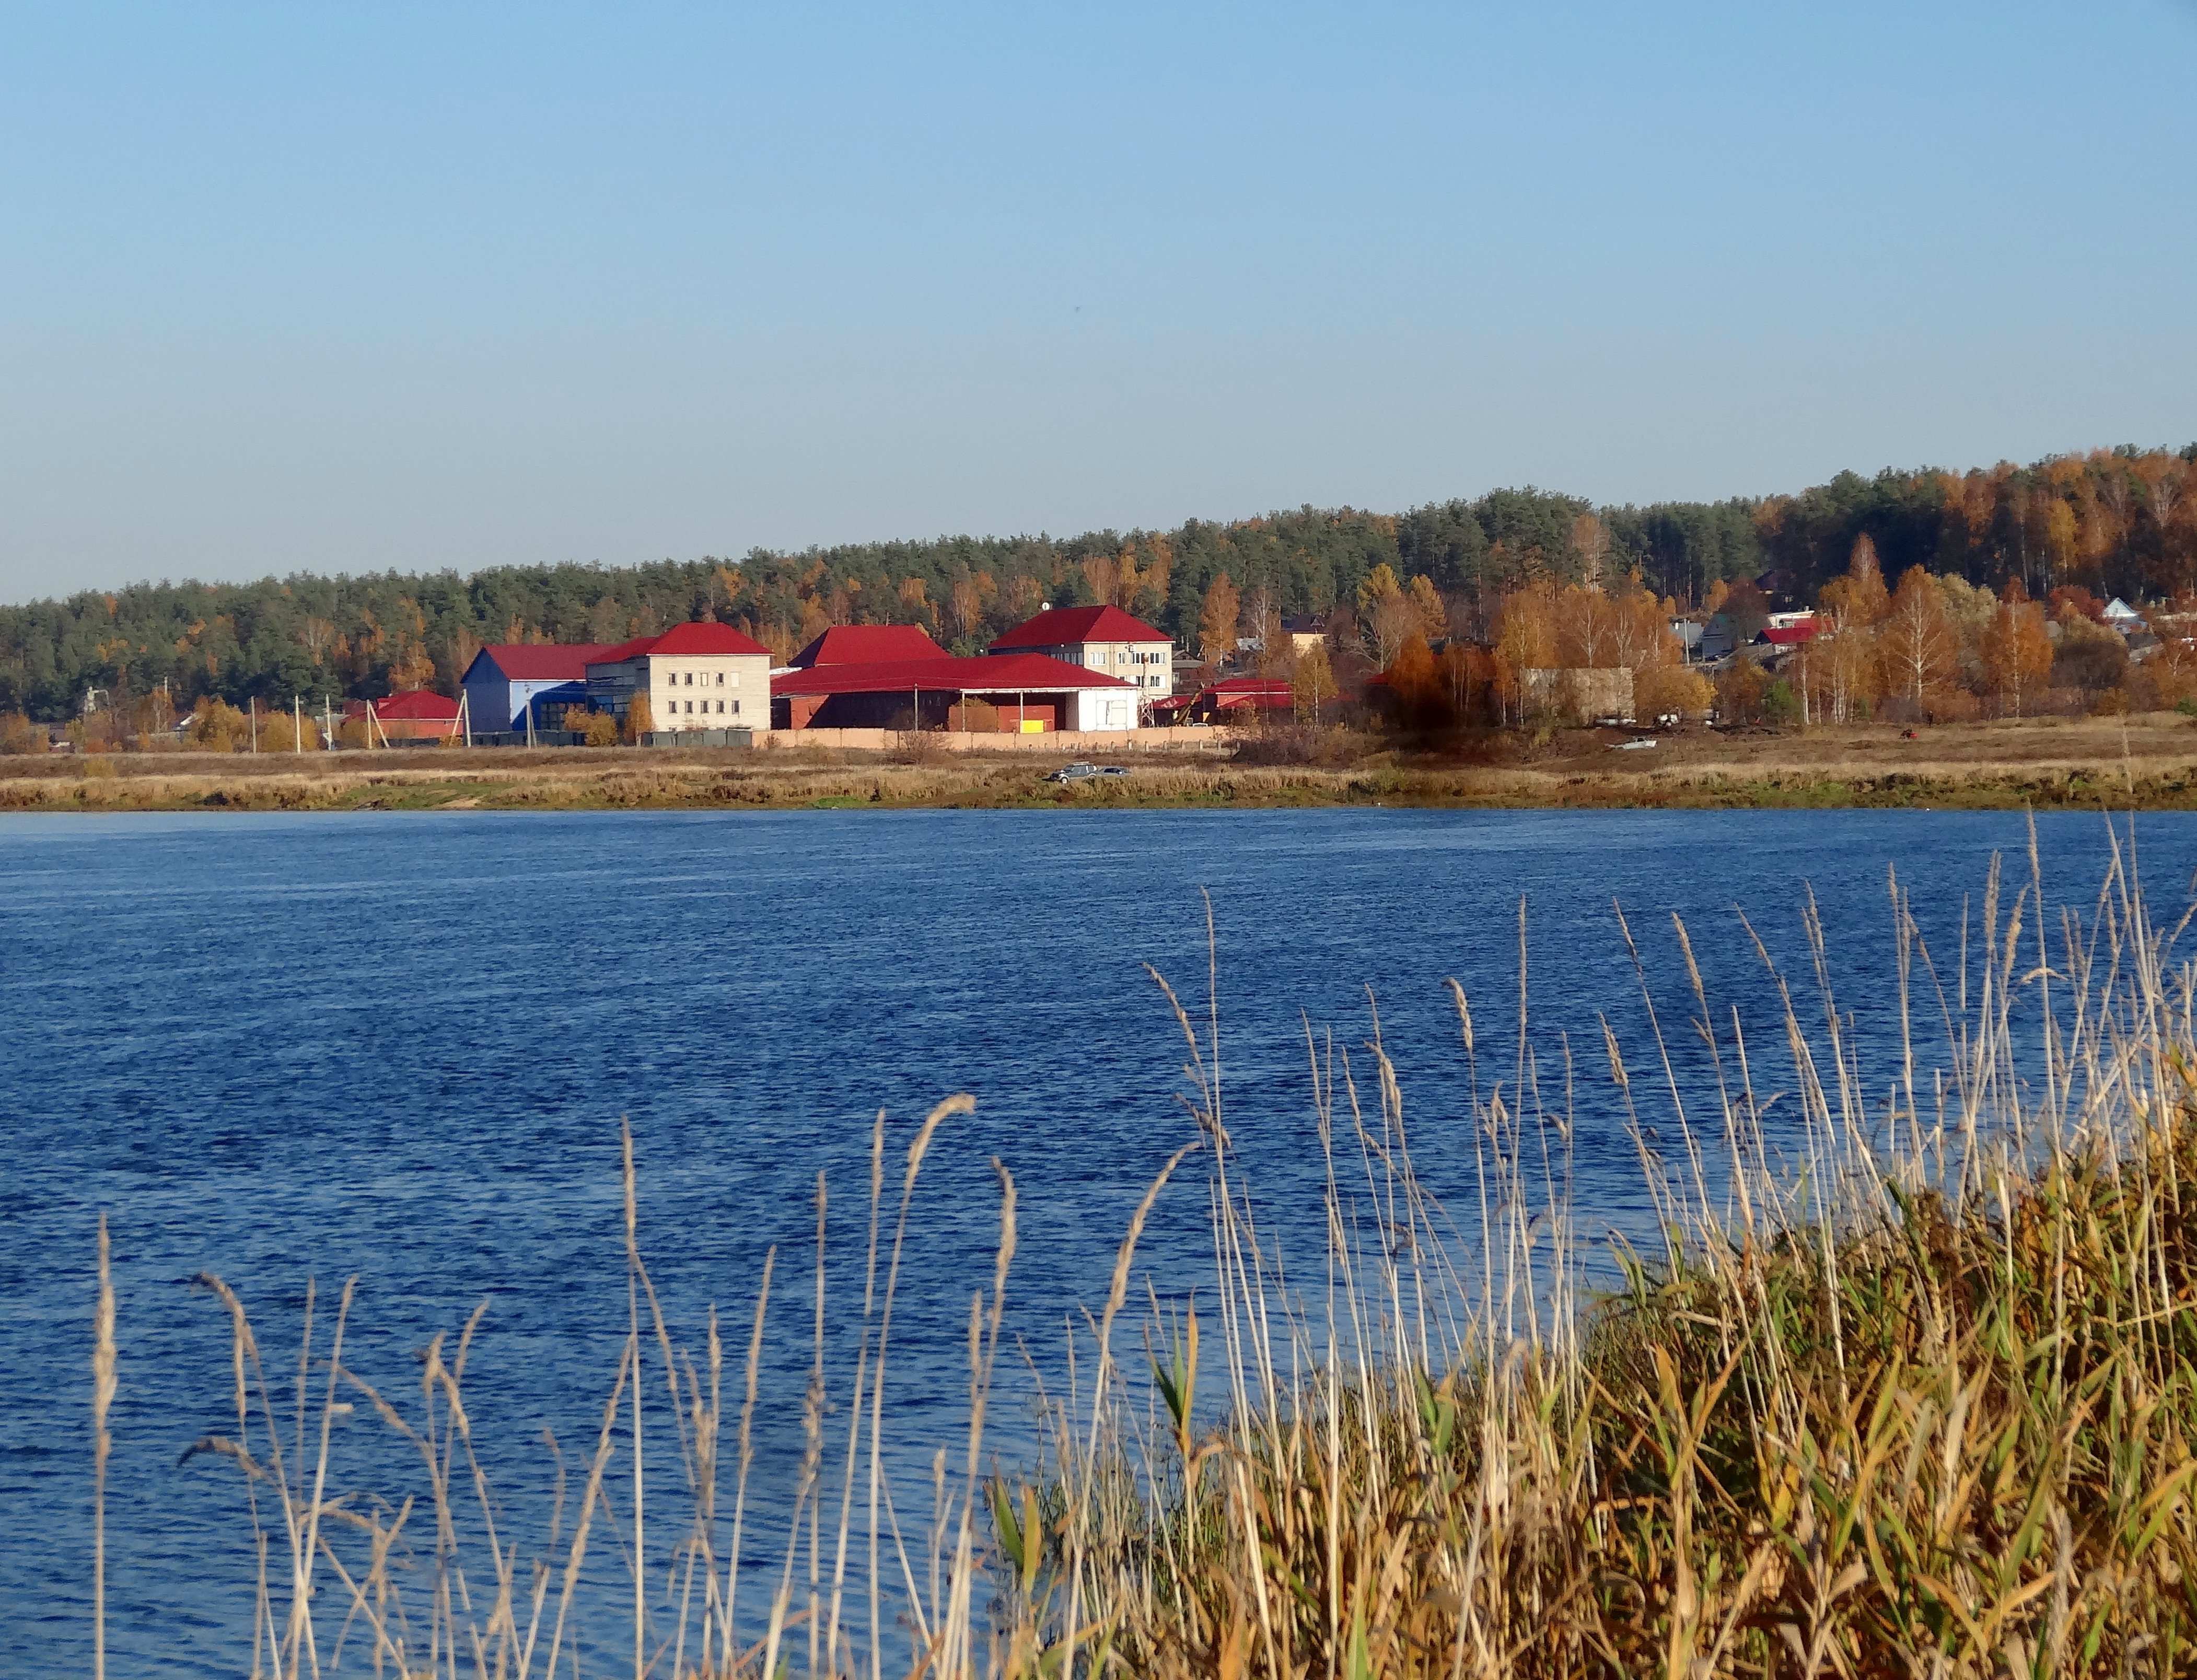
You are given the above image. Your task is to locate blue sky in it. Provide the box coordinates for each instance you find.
[2,2,2192,600]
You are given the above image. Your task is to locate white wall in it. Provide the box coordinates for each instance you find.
[649,654,769,726]
[1068,688,1137,731]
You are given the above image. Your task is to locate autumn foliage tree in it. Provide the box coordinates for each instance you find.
[1291,641,1336,727]
[1198,572,1241,665]
[1386,632,1441,730]
[1879,567,1958,706]
[1980,599,2053,716]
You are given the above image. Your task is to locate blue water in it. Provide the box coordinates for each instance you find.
[1,808,2183,1675]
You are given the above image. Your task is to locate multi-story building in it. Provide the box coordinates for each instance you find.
[584,621,773,729]
[987,605,1173,698]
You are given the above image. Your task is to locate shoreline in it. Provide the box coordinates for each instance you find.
[4,715,2194,812]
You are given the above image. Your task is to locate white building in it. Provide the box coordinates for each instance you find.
[988,605,1175,698]
[585,621,774,729]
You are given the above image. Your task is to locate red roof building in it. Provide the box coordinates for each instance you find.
[645,621,773,657]
[342,689,463,742]
[990,605,1167,650]
[988,605,1176,701]
[772,652,1140,733]
[469,644,615,682]
[462,644,617,733]
[585,622,773,729]
[789,624,948,667]
[1158,675,1295,725]
[1758,623,1820,648]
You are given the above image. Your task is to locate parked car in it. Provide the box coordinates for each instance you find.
[1044,762,1099,782]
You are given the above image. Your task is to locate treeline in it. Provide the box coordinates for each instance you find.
[2,444,2191,720]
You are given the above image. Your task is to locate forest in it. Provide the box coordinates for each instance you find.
[1,444,2191,722]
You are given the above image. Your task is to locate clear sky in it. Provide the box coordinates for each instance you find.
[2,2,2192,602]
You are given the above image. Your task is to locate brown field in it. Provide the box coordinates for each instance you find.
[3,712,2193,812]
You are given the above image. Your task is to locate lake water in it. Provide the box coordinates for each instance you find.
[2,807,2184,1676]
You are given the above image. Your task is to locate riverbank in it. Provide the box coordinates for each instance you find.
[4,714,2192,811]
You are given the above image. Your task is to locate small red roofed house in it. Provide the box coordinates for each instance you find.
[788,624,947,667]
[343,689,462,743]
[989,606,1175,702]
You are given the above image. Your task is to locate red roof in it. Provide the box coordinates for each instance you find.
[587,622,772,665]
[372,689,460,721]
[649,621,772,656]
[990,605,1168,651]
[470,644,615,682]
[790,624,947,667]
[772,652,1133,697]
[1760,624,1819,647]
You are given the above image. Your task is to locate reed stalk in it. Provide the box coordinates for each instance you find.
[150,824,2197,1677]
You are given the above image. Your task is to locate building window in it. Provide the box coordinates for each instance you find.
[732,699,740,715]
[684,699,694,715]
[684,672,694,686]
[716,672,726,685]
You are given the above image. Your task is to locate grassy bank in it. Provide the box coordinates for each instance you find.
[95,829,2197,1677]
[9,715,2197,812]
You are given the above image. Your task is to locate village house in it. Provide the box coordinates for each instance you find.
[341,689,462,744]
[987,605,1175,698]
[585,621,774,728]
[461,643,615,735]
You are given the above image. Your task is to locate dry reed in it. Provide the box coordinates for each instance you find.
[92,816,2197,1676]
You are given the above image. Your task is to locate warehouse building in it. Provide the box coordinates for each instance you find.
[461,643,614,734]
[771,651,1138,732]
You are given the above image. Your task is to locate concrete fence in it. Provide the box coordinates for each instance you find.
[750,727,1242,754]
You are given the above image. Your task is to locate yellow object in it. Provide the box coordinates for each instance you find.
[1020,719,1045,733]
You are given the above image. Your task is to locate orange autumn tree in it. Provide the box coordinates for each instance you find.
[1493,583,1559,724]
[1198,571,1241,664]
[1291,640,1337,727]
[1880,567,1959,707]
[1385,632,1442,729]
[1980,593,2053,716]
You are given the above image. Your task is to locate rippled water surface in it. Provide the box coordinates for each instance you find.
[2,807,2183,1675]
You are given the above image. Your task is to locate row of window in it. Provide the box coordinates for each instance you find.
[665,669,739,687]
[666,698,740,716]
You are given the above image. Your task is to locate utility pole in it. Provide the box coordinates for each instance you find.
[293,695,303,753]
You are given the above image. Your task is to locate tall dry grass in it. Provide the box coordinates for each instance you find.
[96,820,2197,1676]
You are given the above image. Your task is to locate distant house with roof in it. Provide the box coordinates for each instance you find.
[787,624,948,667]
[1152,675,1295,725]
[772,652,1139,733]
[342,689,462,744]
[585,621,774,728]
[988,605,1175,698]
[462,643,615,736]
